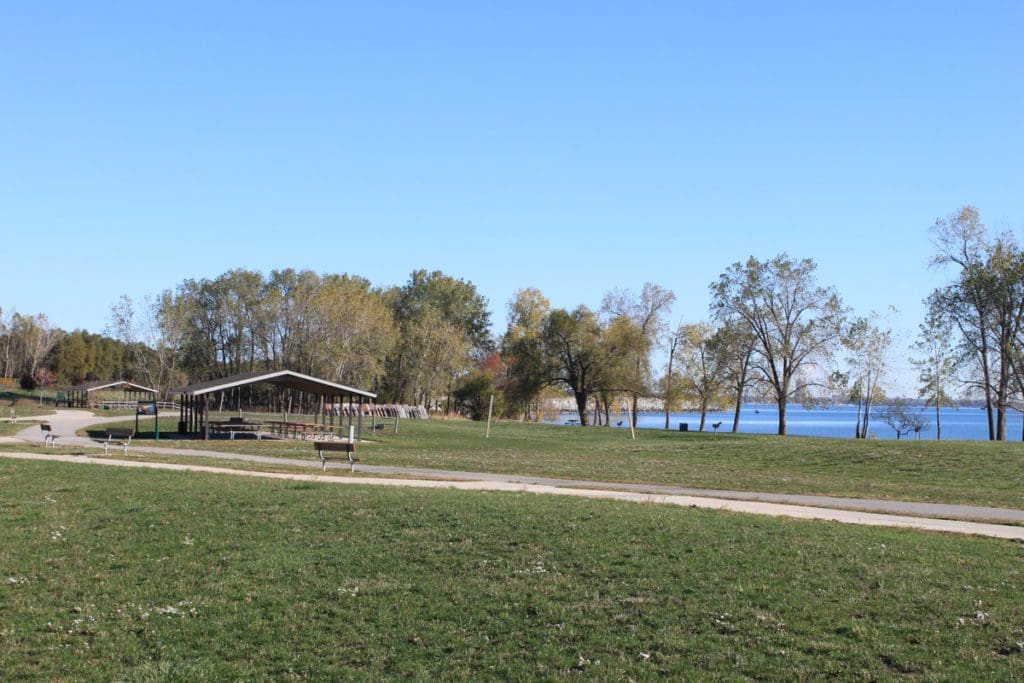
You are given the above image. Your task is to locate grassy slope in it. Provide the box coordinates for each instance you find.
[82,416,1024,510]
[1,459,1023,680]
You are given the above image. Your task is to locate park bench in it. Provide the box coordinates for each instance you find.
[40,423,58,447]
[313,440,358,472]
[101,428,134,456]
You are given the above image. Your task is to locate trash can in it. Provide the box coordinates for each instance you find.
[678,423,688,432]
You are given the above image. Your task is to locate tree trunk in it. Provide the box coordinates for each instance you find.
[664,345,675,430]
[935,397,941,441]
[996,361,1008,441]
[863,394,873,440]
[979,334,995,440]
[698,402,707,432]
[631,392,639,428]
[731,385,743,433]
[603,399,611,427]
[854,397,863,439]
[777,398,787,436]
[574,392,589,426]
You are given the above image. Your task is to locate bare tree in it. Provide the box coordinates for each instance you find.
[844,310,896,439]
[879,399,929,440]
[711,254,847,435]
[912,293,958,440]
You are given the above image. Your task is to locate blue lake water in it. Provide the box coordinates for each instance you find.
[552,404,1024,441]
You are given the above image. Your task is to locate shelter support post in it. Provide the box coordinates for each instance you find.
[357,396,363,443]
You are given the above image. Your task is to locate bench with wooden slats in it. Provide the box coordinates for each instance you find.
[313,441,358,472]
[102,428,134,455]
[40,423,58,447]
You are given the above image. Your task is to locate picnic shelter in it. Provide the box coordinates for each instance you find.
[175,370,377,442]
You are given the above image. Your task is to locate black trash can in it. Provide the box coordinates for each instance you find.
[678,423,688,432]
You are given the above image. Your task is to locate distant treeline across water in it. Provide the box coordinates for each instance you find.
[549,404,1024,441]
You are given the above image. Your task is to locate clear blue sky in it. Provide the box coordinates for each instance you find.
[3,2,1022,389]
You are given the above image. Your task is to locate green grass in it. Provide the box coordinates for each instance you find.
[0,390,57,436]
[1,458,1023,679]
[81,416,1024,511]
[0,421,44,437]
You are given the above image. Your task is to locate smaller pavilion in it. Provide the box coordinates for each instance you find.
[174,369,377,441]
[64,380,158,408]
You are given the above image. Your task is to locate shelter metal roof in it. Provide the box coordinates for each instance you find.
[66,380,158,394]
[174,370,376,399]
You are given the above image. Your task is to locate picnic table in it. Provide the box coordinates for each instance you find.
[265,421,341,441]
[208,419,264,440]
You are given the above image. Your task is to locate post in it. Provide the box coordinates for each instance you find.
[154,402,159,441]
[348,425,355,443]
[357,396,363,442]
[394,409,399,434]
[485,394,494,438]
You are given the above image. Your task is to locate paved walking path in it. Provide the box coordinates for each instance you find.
[10,409,1024,529]
[2,450,1022,541]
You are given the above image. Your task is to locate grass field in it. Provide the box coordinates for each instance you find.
[0,393,54,436]
[1,458,1023,679]
[80,415,1024,510]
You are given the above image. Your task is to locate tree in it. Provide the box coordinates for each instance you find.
[110,294,187,398]
[308,275,397,389]
[595,314,649,426]
[930,210,1024,441]
[383,270,490,404]
[501,288,551,420]
[539,307,603,425]
[912,293,958,440]
[8,313,63,382]
[395,307,472,409]
[661,322,685,430]
[843,311,896,439]
[878,399,929,440]
[601,283,676,426]
[391,269,493,354]
[676,322,728,431]
[709,321,756,433]
[929,206,997,439]
[710,254,847,435]
[50,330,126,385]
[454,354,506,421]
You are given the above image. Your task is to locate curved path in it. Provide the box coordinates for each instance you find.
[8,409,1024,531]
[1,450,1022,541]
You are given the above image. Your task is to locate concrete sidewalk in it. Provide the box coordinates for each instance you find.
[2,450,1022,541]
[11,409,1024,527]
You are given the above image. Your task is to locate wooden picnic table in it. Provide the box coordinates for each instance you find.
[208,419,265,440]
[265,421,342,441]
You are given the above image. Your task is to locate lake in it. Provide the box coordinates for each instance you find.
[551,404,1024,441]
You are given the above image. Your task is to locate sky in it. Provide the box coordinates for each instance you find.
[2,2,1023,391]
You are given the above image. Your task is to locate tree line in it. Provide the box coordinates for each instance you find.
[2,205,1022,439]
